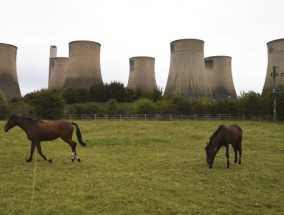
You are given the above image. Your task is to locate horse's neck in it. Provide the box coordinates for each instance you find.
[17,119,36,134]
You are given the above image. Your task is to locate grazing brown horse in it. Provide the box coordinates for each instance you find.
[205,124,242,169]
[4,115,86,162]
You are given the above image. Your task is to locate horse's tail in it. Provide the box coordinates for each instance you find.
[72,122,86,147]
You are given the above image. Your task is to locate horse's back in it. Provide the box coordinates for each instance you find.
[37,119,74,140]
[226,124,242,141]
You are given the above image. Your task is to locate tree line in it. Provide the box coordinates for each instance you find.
[1,82,284,120]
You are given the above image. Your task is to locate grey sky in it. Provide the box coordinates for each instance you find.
[1,0,283,96]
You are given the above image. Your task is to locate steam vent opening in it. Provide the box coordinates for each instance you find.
[0,43,21,101]
[164,39,212,98]
[205,56,237,100]
[63,40,103,89]
[262,38,284,92]
[127,56,157,91]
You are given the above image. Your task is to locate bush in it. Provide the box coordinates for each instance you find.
[132,98,155,114]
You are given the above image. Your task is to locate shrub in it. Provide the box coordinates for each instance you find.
[132,98,155,114]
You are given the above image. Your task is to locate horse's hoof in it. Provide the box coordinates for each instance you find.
[77,158,81,162]
[48,159,52,163]
[26,159,32,162]
[72,159,74,162]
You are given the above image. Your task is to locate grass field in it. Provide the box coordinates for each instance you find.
[0,120,282,215]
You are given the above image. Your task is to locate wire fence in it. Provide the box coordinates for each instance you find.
[62,114,253,121]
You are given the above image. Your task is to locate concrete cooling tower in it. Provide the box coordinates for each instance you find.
[263,38,284,91]
[0,43,21,101]
[164,39,212,98]
[48,57,69,89]
[63,40,103,89]
[127,56,157,91]
[205,56,237,100]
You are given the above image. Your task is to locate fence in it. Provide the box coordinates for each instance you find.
[64,114,251,121]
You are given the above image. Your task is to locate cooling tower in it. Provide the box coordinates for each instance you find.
[63,40,103,89]
[48,57,69,89]
[164,39,212,98]
[127,56,157,91]
[205,56,237,100]
[263,38,284,91]
[0,43,21,101]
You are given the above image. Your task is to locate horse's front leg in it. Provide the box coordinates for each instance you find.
[26,142,36,162]
[35,142,52,162]
[226,145,230,168]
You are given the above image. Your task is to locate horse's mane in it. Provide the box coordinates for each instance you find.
[209,125,225,140]
[15,116,40,123]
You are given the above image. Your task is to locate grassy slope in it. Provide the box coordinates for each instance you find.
[0,120,282,215]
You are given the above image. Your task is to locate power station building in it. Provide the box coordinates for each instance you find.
[48,57,69,89]
[263,38,284,91]
[205,56,237,100]
[164,39,212,98]
[0,43,21,101]
[127,56,157,91]
[63,40,103,89]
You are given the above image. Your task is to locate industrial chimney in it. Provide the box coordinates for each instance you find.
[164,39,212,98]
[263,38,284,91]
[0,43,21,101]
[127,56,157,91]
[63,40,103,89]
[48,57,68,89]
[205,56,237,100]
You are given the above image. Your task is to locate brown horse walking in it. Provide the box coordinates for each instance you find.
[4,115,86,162]
[205,124,242,169]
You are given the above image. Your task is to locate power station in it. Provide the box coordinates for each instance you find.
[127,56,157,91]
[0,43,21,101]
[48,57,69,89]
[164,39,212,98]
[205,56,237,99]
[263,38,284,91]
[63,40,103,89]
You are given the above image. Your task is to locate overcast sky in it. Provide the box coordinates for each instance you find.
[1,0,283,96]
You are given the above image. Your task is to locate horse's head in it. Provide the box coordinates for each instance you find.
[205,141,215,169]
[205,125,224,168]
[4,115,20,132]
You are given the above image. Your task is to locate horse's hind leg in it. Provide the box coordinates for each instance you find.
[226,145,230,168]
[35,142,52,162]
[238,142,242,166]
[233,144,238,165]
[65,139,80,162]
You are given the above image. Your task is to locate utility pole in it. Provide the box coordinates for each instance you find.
[271,66,281,120]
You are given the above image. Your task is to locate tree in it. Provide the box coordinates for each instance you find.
[0,91,8,119]
[24,89,64,119]
[108,81,125,102]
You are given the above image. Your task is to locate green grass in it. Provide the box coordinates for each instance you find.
[0,120,282,215]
